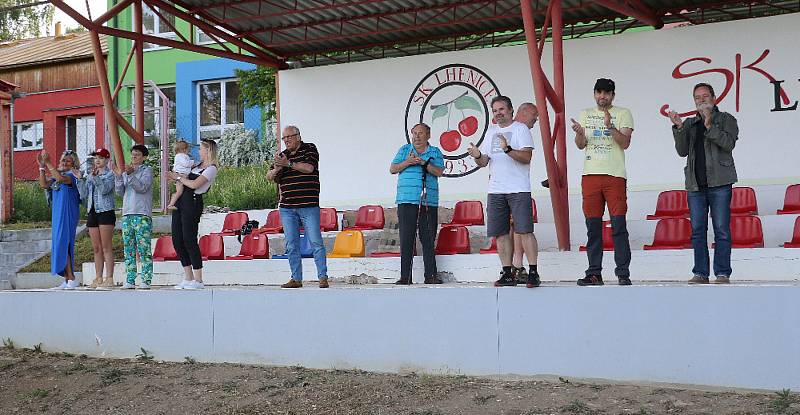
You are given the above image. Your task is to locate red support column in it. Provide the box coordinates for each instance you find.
[0,86,15,223]
[91,30,126,170]
[134,0,145,140]
[520,0,571,250]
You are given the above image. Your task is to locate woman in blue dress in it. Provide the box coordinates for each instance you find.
[38,149,82,289]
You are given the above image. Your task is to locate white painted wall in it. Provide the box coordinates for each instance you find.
[279,13,800,208]
[3,286,799,390]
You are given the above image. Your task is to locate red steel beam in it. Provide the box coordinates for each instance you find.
[591,0,664,28]
[93,0,134,26]
[521,0,570,251]
[88,29,127,171]
[134,0,145,138]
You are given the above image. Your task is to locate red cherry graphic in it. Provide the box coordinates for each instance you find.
[458,116,479,137]
[439,130,462,152]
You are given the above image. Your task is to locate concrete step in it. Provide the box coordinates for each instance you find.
[10,272,83,289]
[0,228,52,242]
[0,239,51,254]
[0,252,37,267]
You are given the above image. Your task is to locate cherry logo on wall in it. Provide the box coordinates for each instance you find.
[405,64,500,178]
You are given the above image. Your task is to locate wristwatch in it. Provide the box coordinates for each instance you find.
[504,145,513,154]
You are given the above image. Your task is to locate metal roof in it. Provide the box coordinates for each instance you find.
[168,0,799,66]
[0,32,108,70]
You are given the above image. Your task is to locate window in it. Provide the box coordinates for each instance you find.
[142,4,176,50]
[195,25,235,45]
[13,121,43,150]
[198,79,243,140]
[131,85,176,148]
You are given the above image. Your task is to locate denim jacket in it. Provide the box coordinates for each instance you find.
[86,168,115,213]
[115,165,153,217]
[672,107,739,192]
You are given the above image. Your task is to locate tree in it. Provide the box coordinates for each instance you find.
[235,65,277,140]
[0,0,54,41]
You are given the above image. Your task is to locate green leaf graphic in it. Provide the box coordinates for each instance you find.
[431,105,449,122]
[454,95,482,112]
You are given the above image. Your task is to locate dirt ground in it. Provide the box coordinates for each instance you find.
[0,348,797,415]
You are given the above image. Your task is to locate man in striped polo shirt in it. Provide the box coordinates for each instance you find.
[267,125,328,288]
[390,122,445,285]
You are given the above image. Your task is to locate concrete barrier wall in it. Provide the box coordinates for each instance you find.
[1,285,798,390]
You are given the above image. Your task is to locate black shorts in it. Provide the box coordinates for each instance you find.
[86,208,116,227]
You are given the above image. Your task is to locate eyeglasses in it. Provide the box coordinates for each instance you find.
[281,133,300,141]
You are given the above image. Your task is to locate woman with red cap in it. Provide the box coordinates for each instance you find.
[85,148,117,289]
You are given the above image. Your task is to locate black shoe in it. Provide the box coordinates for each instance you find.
[394,278,412,285]
[577,275,604,286]
[617,276,632,286]
[514,267,528,285]
[424,276,443,284]
[494,271,517,287]
[526,273,541,288]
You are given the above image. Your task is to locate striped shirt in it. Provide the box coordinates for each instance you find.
[277,142,321,208]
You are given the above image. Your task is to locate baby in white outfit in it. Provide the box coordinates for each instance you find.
[167,140,195,210]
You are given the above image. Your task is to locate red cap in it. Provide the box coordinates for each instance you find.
[90,148,110,158]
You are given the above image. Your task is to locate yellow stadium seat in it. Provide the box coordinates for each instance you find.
[327,230,365,258]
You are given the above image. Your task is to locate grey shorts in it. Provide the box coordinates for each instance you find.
[486,192,534,237]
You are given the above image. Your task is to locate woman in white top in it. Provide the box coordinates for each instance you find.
[168,139,219,289]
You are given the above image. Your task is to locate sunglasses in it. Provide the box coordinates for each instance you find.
[62,150,76,156]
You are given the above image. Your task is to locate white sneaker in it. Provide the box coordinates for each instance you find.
[138,282,151,290]
[183,280,204,290]
[174,280,192,290]
[64,280,79,290]
[52,280,68,290]
[121,282,135,290]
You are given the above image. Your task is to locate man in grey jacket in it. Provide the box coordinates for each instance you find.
[668,83,739,284]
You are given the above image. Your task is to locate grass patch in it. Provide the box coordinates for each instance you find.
[32,343,42,353]
[20,231,168,273]
[184,356,196,364]
[3,338,14,349]
[203,165,277,211]
[100,368,124,386]
[770,389,795,413]
[20,388,49,400]
[561,400,596,414]
[136,347,154,361]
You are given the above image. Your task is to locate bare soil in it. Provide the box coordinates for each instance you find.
[0,348,797,415]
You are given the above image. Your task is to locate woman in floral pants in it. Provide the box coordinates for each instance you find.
[114,145,154,289]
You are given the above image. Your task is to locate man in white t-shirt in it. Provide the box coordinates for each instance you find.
[467,96,540,288]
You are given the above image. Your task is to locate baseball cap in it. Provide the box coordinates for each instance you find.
[90,148,111,158]
[594,78,615,92]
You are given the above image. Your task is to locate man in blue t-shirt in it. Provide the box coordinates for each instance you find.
[390,123,445,285]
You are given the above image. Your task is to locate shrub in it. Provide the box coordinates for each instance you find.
[203,165,277,211]
[217,126,275,167]
[11,180,51,223]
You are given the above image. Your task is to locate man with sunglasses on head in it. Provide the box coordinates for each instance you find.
[267,125,328,289]
[668,83,739,285]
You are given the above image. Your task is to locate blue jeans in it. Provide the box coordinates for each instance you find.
[280,207,328,281]
[688,185,732,278]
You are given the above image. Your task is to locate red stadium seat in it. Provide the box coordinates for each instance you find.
[646,190,689,220]
[258,210,283,234]
[783,216,800,248]
[442,200,484,227]
[479,237,497,254]
[777,184,800,215]
[435,225,470,255]
[731,187,758,216]
[713,216,764,249]
[199,234,224,260]
[225,233,269,260]
[579,221,614,251]
[216,211,249,236]
[643,218,692,250]
[532,198,538,223]
[320,207,339,232]
[153,235,179,261]
[347,205,385,230]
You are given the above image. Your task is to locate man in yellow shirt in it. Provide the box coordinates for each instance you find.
[571,78,634,286]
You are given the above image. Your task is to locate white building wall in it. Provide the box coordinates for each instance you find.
[279,13,800,208]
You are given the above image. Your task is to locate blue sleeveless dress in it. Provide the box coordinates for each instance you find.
[50,172,81,276]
